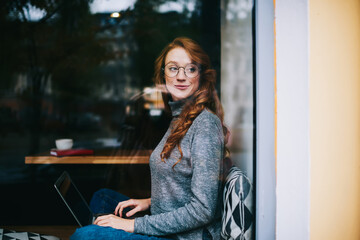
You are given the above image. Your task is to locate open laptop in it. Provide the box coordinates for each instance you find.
[54,171,107,227]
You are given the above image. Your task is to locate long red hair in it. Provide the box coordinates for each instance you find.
[153,37,228,168]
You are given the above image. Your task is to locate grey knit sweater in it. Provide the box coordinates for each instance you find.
[134,99,224,239]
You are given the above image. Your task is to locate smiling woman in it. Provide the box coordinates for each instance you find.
[70,37,227,240]
[163,48,200,101]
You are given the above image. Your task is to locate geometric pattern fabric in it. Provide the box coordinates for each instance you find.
[221,166,253,240]
[0,229,60,240]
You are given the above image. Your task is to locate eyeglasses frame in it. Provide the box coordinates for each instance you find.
[162,63,202,79]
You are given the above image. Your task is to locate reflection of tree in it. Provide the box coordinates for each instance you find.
[0,0,115,154]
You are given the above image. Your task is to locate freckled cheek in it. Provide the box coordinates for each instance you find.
[191,78,200,92]
[164,78,174,91]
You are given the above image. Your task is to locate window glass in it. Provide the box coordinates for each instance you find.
[0,0,254,226]
[221,0,254,181]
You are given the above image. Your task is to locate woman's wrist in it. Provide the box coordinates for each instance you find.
[128,219,135,233]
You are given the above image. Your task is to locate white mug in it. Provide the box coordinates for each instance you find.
[55,139,73,150]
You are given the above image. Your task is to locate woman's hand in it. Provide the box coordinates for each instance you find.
[94,214,134,232]
[115,198,151,218]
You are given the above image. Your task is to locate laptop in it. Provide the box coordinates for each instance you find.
[54,171,108,227]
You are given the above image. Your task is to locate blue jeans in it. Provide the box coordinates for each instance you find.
[70,188,171,240]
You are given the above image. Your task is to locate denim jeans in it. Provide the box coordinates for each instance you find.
[70,188,171,240]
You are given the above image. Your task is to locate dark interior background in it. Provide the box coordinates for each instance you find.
[0,0,220,225]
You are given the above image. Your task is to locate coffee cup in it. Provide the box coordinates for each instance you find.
[55,139,73,150]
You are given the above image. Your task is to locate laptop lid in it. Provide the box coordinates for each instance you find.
[54,171,94,227]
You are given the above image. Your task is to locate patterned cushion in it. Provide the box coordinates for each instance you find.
[221,166,253,240]
[0,229,60,240]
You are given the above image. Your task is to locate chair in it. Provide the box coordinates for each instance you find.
[221,162,254,240]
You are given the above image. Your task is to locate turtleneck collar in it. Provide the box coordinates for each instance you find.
[168,99,186,117]
[168,96,194,117]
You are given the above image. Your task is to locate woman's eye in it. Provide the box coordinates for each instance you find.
[187,66,198,73]
[169,67,178,71]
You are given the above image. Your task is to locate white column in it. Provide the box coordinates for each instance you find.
[275,0,310,239]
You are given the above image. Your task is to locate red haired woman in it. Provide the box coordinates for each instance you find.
[71,37,227,240]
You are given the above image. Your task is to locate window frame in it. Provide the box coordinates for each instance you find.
[254,0,276,239]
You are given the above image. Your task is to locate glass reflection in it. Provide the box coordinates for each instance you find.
[0,0,254,226]
[0,0,220,178]
[221,0,254,180]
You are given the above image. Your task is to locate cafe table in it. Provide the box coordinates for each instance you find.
[25,149,151,164]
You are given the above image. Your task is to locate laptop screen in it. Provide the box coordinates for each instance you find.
[54,171,93,227]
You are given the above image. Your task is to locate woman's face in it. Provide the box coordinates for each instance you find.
[164,47,200,101]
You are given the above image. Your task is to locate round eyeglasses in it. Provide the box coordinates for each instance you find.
[163,63,201,78]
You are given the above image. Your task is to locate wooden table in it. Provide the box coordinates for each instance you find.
[25,149,151,164]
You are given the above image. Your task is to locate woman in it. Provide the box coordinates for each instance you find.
[71,37,227,240]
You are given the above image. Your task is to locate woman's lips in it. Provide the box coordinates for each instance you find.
[175,85,189,90]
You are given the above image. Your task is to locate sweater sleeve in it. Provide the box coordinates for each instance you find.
[134,112,224,236]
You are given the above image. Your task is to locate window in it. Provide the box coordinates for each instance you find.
[0,0,258,229]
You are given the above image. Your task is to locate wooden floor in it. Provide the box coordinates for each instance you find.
[1,225,77,240]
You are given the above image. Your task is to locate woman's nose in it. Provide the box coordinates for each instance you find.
[177,68,186,80]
